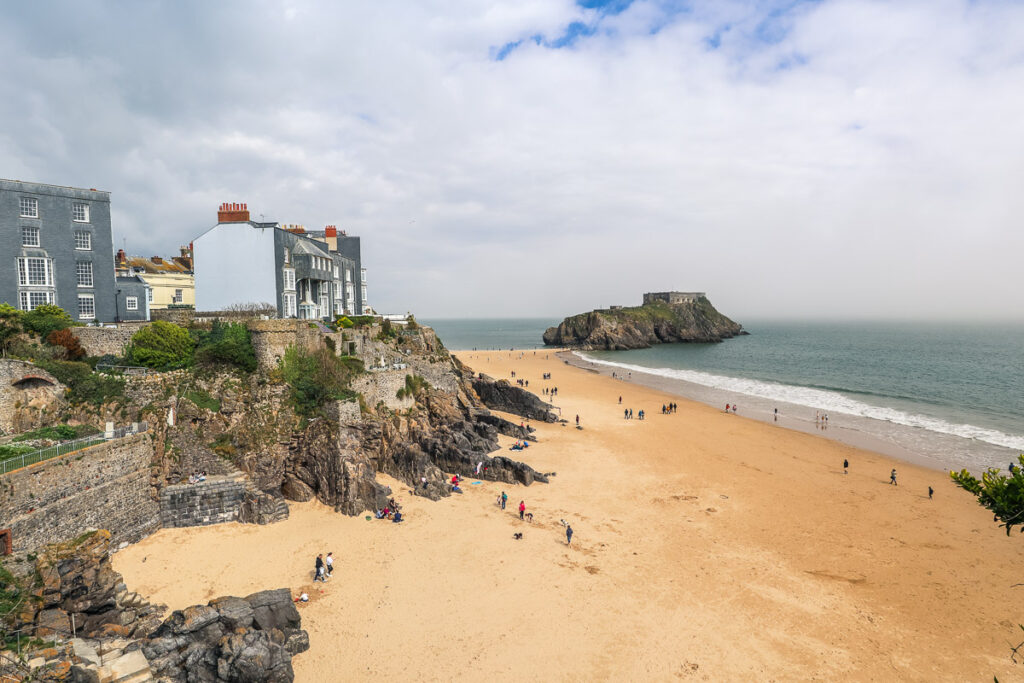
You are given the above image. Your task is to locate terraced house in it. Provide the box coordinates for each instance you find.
[193,203,369,319]
[0,179,116,321]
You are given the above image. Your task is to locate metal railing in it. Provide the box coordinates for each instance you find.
[0,422,149,476]
[95,363,153,375]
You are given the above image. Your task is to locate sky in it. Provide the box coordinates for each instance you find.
[2,0,1023,321]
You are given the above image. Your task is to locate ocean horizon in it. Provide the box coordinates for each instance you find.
[425,318,1024,473]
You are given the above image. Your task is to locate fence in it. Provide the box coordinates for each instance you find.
[0,422,149,476]
[94,363,153,375]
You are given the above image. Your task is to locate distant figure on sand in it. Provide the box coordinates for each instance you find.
[566,525,573,546]
[843,458,849,474]
[890,469,898,486]
[576,414,580,427]
[326,552,334,577]
[501,491,507,510]
[928,486,934,499]
[519,501,526,520]
[315,554,326,582]
[618,396,622,404]
[725,404,730,412]
[732,404,737,414]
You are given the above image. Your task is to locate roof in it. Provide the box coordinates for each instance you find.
[290,239,331,258]
[126,256,193,274]
[116,275,149,285]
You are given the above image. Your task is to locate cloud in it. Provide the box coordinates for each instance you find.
[1,0,1022,320]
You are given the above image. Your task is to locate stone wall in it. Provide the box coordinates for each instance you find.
[72,324,148,357]
[0,434,159,557]
[159,477,246,528]
[351,371,415,411]
[151,307,195,325]
[0,359,65,435]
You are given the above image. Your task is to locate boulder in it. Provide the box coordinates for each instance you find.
[470,378,558,423]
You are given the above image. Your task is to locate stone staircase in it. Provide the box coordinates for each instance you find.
[71,638,155,682]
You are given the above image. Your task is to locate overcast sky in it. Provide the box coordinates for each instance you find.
[3,0,1023,320]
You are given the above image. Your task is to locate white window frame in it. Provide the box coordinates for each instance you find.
[18,257,53,287]
[283,267,296,291]
[19,197,38,218]
[147,288,153,304]
[345,268,352,282]
[283,292,297,317]
[283,247,291,264]
[72,203,90,222]
[76,261,94,288]
[126,296,138,311]
[333,265,339,278]
[74,230,92,250]
[173,288,183,304]
[22,226,40,247]
[18,291,55,311]
[78,293,95,320]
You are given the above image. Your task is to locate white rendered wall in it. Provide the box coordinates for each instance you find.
[193,224,276,311]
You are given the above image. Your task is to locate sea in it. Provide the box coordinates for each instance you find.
[425,318,1024,473]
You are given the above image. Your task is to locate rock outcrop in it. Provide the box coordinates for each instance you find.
[470,377,559,423]
[1,530,309,683]
[543,297,745,350]
[143,589,308,682]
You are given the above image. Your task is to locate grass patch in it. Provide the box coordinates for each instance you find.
[183,389,221,413]
[12,424,98,443]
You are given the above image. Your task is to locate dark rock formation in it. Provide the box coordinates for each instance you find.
[238,487,290,524]
[144,588,308,682]
[13,530,166,642]
[543,297,745,350]
[470,377,558,423]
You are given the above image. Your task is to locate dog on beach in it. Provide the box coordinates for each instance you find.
[513,532,523,540]
[559,519,568,527]
[525,512,533,523]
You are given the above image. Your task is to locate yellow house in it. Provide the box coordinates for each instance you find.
[115,247,195,310]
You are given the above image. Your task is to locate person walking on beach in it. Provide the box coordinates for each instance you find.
[774,407,778,422]
[618,396,622,404]
[566,525,573,546]
[843,458,849,474]
[501,491,507,510]
[326,552,334,577]
[519,501,526,520]
[576,414,580,427]
[928,486,934,499]
[314,554,325,582]
[890,469,898,486]
[624,408,629,420]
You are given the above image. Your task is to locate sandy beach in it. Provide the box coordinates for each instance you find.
[114,350,1024,681]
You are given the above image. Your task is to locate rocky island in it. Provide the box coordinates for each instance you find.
[543,291,745,350]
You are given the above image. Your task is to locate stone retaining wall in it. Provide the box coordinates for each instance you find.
[73,324,148,357]
[352,370,416,411]
[159,477,246,527]
[0,434,159,557]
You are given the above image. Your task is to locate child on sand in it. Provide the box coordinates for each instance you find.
[890,469,898,486]
[519,501,526,520]
[843,459,848,474]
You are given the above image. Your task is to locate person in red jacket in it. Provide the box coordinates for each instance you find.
[519,501,526,520]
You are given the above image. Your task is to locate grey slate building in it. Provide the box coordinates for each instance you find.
[114,275,151,322]
[193,203,369,319]
[1,179,116,322]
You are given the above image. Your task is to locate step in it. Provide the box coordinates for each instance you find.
[98,650,153,683]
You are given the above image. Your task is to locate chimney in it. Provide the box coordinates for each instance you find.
[217,202,250,223]
[116,249,126,265]
[151,256,163,264]
[324,225,338,251]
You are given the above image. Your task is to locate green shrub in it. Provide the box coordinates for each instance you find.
[183,389,221,413]
[951,455,1024,535]
[280,345,360,418]
[335,316,354,329]
[396,374,430,399]
[125,321,194,370]
[193,321,256,372]
[348,315,377,327]
[208,433,236,459]
[12,424,86,442]
[0,303,24,356]
[22,304,78,338]
[0,444,36,462]
[36,360,125,405]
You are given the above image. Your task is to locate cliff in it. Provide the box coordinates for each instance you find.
[542,297,745,350]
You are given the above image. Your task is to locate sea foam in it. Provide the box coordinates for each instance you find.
[576,352,1024,453]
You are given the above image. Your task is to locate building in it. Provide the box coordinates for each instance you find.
[114,274,151,322]
[192,203,369,319]
[643,291,706,305]
[115,247,194,310]
[1,179,117,322]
